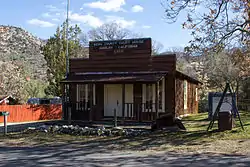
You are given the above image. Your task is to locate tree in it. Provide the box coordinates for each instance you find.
[24,79,47,99]
[42,22,86,96]
[0,61,29,103]
[88,22,164,54]
[88,22,137,41]
[205,52,240,90]
[163,47,197,77]
[152,40,164,55]
[162,0,250,53]
[203,49,250,101]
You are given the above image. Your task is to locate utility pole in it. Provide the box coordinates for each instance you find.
[66,0,70,78]
[63,0,70,121]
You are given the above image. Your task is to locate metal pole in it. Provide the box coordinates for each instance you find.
[114,108,117,127]
[4,115,7,135]
[64,0,70,122]
[65,0,70,78]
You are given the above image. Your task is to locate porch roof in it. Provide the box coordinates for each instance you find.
[61,71,167,84]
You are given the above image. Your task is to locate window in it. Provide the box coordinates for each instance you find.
[87,85,93,106]
[184,80,188,109]
[77,84,87,102]
[195,88,198,101]
[77,84,88,110]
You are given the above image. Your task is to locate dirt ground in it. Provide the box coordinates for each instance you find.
[1,112,250,166]
[1,135,250,167]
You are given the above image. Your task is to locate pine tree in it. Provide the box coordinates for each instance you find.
[42,22,85,96]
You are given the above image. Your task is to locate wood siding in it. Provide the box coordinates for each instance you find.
[165,74,176,115]
[175,78,199,116]
[69,54,176,73]
[175,77,184,116]
[188,83,198,114]
[151,55,176,72]
[94,83,104,120]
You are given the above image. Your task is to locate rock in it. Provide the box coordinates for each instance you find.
[0,25,48,80]
[112,127,123,130]
[153,113,175,130]
[103,129,112,136]
[39,125,49,130]
[23,124,152,137]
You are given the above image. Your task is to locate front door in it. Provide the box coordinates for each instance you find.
[104,84,122,117]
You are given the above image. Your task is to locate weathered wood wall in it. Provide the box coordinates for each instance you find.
[70,38,176,74]
[188,83,199,114]
[69,54,176,73]
[175,77,184,116]
[175,77,199,117]
[165,74,176,115]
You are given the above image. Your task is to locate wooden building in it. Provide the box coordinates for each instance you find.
[0,95,16,105]
[61,38,201,122]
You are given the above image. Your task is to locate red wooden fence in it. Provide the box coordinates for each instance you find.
[0,105,62,123]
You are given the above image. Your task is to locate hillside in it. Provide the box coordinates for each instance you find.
[0,25,47,80]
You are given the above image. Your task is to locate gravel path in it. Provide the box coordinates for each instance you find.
[0,143,250,167]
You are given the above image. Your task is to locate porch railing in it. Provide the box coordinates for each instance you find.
[64,102,93,121]
[124,103,159,121]
[63,102,161,121]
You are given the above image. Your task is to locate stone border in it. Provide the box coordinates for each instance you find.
[0,120,153,134]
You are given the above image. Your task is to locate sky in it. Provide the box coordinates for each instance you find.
[0,0,193,51]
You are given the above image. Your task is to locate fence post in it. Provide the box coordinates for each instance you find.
[114,108,117,127]
[4,115,7,135]
[0,111,9,135]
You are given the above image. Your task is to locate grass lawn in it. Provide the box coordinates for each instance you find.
[1,111,250,154]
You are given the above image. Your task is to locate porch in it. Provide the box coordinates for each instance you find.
[61,72,173,122]
[63,102,161,122]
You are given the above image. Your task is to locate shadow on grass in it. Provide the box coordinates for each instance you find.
[0,128,217,151]
[0,143,250,166]
[1,111,249,152]
[183,118,210,122]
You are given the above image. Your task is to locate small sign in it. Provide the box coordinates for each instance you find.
[208,92,235,119]
[0,111,9,116]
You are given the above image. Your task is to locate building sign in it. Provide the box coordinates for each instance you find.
[89,38,151,53]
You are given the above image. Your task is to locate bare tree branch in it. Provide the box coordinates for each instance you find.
[162,0,250,53]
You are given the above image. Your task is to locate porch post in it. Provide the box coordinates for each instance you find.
[122,84,125,123]
[85,84,88,111]
[93,84,96,105]
[162,78,165,113]
[155,82,159,119]
[61,83,65,120]
[89,84,93,122]
[152,84,156,113]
